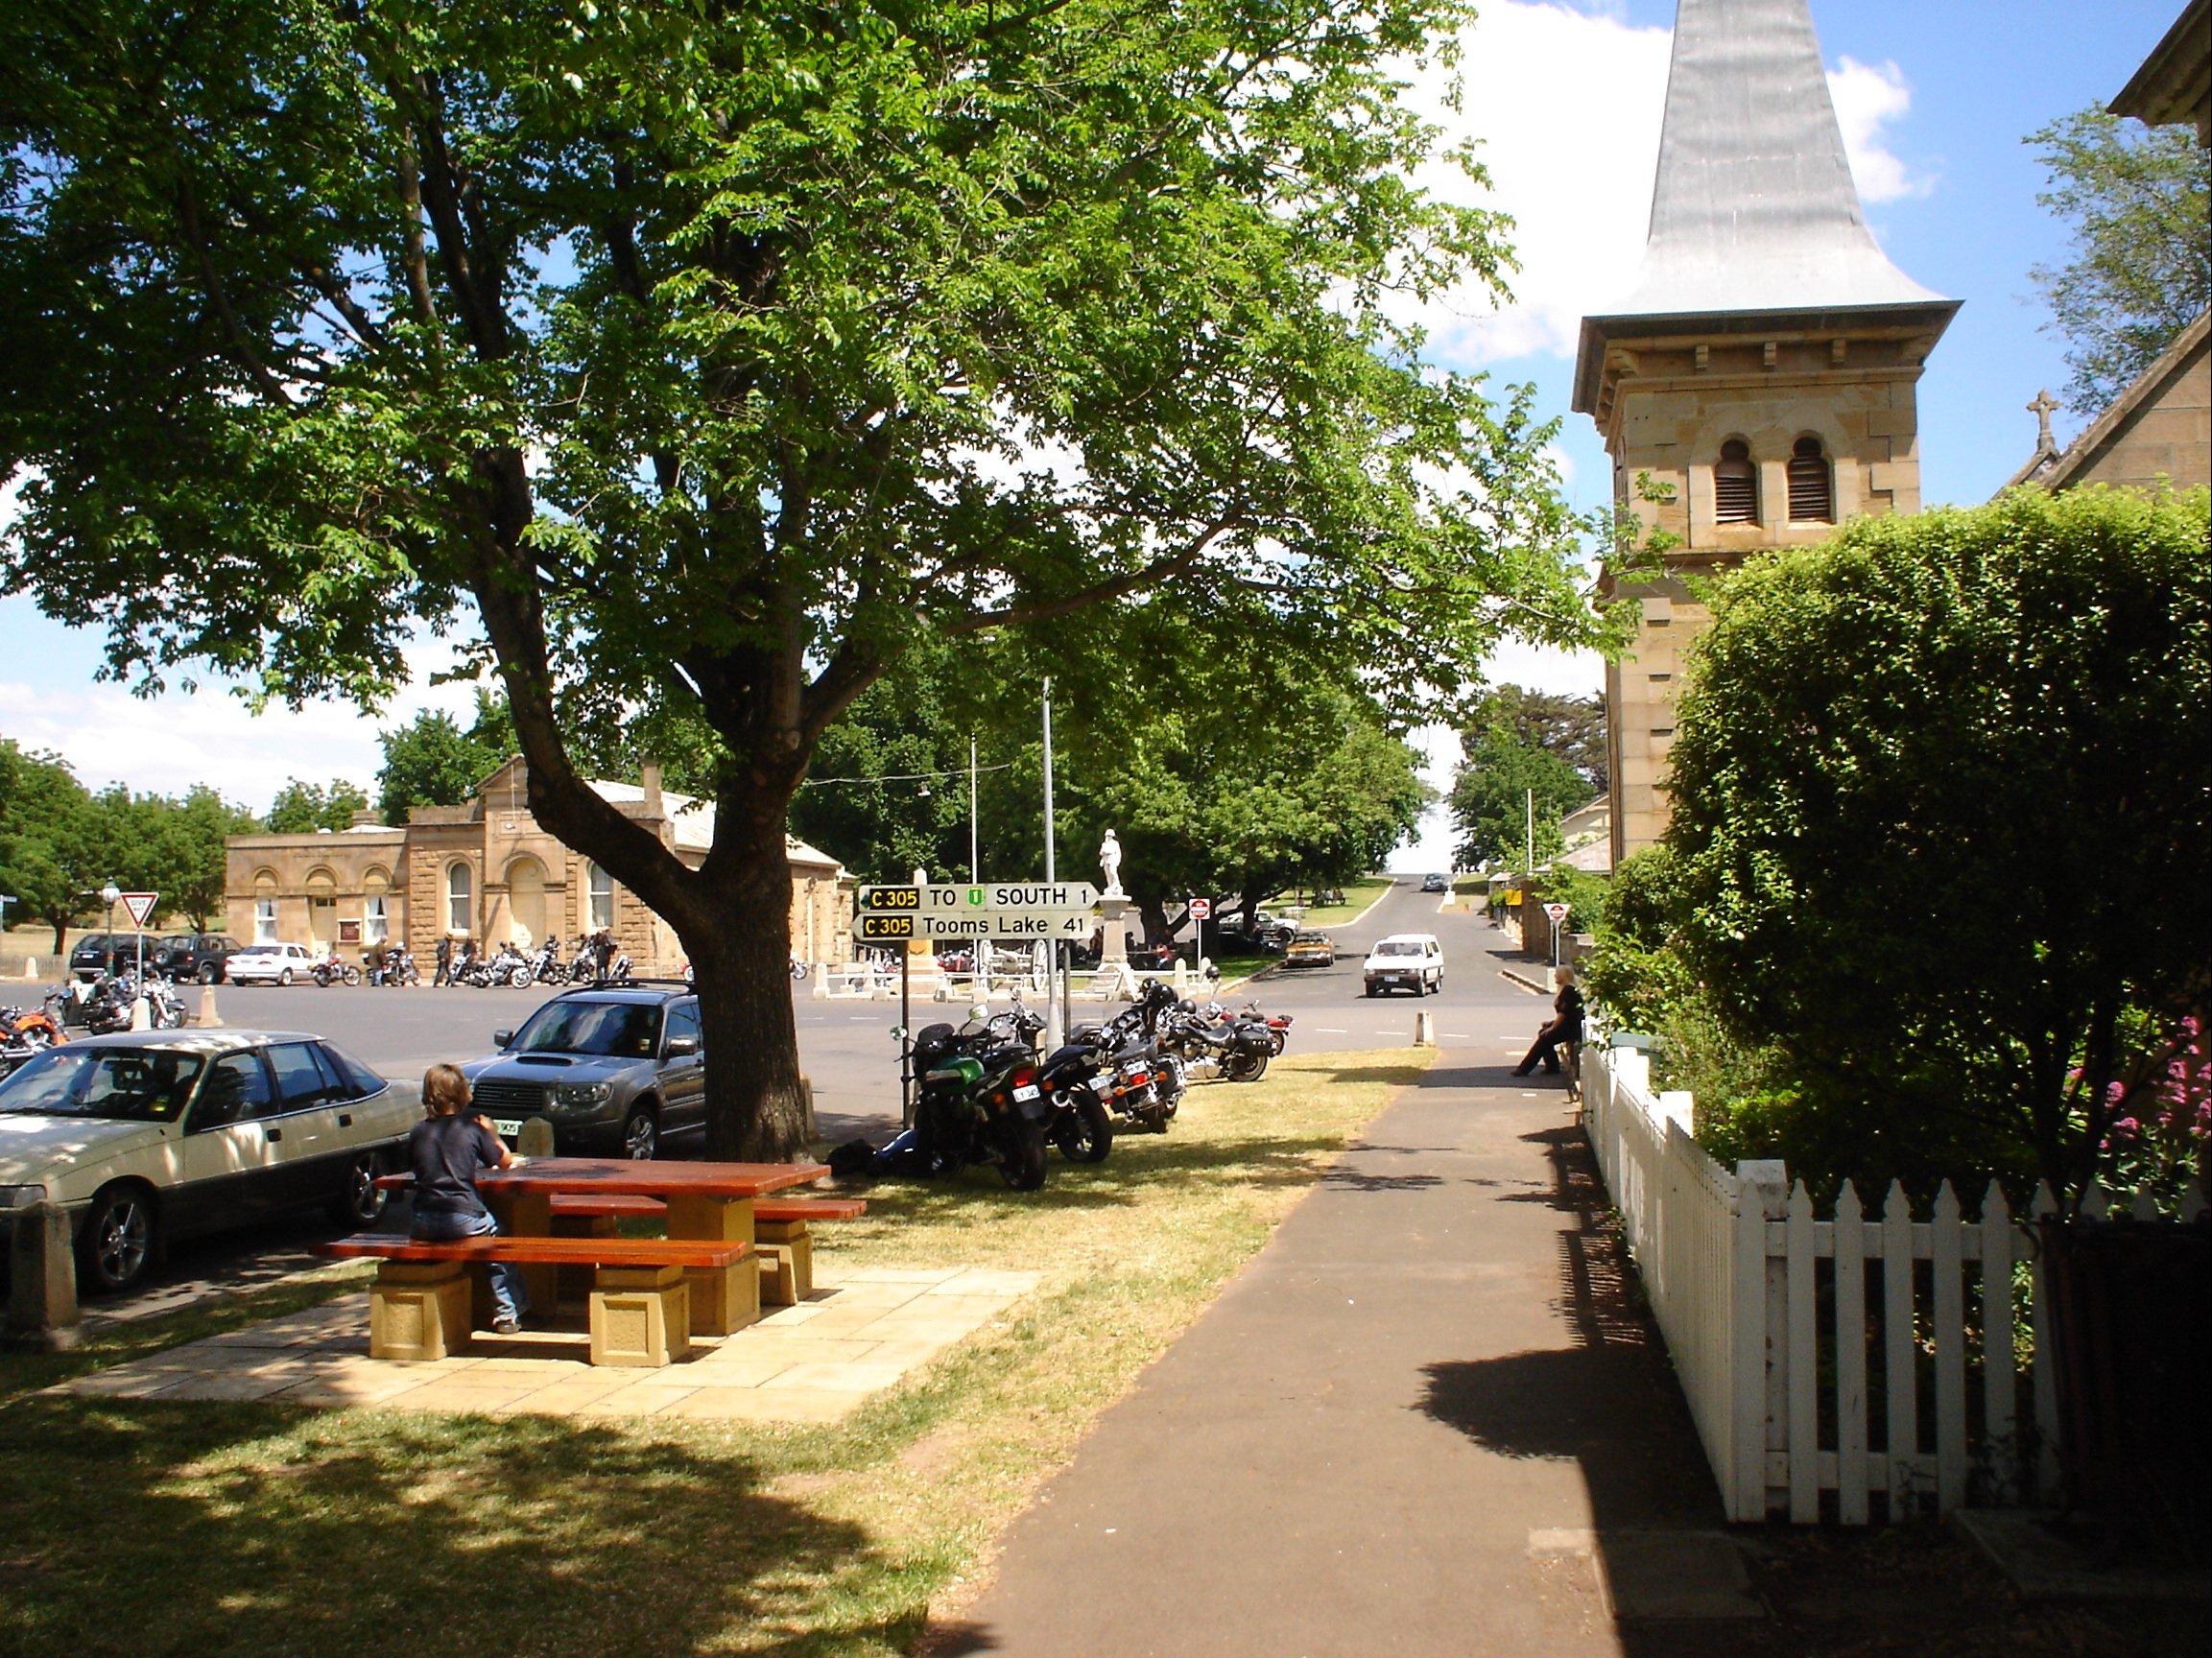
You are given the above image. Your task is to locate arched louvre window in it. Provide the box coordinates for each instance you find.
[1714,438,1758,524]
[1787,436,1834,523]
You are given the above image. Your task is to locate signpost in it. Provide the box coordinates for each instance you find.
[857,882,1101,914]
[854,911,1093,942]
[1188,896,1211,967]
[1543,900,1570,968]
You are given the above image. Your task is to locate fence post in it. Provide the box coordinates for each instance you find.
[1979,1181,2016,1504]
[1882,1181,1918,1513]
[1932,1182,1967,1513]
[1786,1180,1820,1522]
[1731,1160,1787,1522]
[1834,1180,1869,1524]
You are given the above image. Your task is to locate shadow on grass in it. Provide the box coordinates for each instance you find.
[0,1396,902,1658]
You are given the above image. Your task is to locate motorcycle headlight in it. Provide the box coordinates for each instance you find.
[548,1083,614,1112]
[0,1184,49,1209]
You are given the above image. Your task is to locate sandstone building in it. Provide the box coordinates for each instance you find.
[224,757,852,974]
[1575,0,1958,868]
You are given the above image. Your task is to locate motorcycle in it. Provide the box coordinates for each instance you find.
[473,943,535,988]
[1071,981,1188,1133]
[831,1007,1052,1190]
[312,956,364,987]
[0,1004,63,1078]
[1160,1000,1273,1083]
[367,946,418,987]
[530,939,566,984]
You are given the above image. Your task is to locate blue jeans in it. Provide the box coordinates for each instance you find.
[414,1207,528,1325]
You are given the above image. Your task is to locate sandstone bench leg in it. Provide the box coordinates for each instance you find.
[371,1262,473,1362]
[754,1219,814,1307]
[666,1194,758,1336]
[591,1265,691,1367]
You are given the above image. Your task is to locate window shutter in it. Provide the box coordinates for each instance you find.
[1787,438,1832,523]
[1713,440,1758,524]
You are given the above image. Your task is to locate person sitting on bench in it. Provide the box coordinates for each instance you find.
[1512,968,1584,1078]
[409,1063,529,1334]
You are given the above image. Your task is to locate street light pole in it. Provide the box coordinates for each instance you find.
[1041,678,1061,1051]
[969,735,979,884]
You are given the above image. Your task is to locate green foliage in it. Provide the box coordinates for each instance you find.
[0,740,100,947]
[266,778,371,836]
[377,692,516,827]
[1466,684,1607,794]
[1533,863,1607,938]
[2027,107,2212,415]
[1448,699,1586,870]
[0,0,1597,1154]
[1660,487,2212,1197]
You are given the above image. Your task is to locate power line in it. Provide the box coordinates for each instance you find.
[800,761,1014,787]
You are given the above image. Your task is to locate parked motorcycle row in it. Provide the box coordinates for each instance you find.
[831,979,1294,1193]
[441,935,632,989]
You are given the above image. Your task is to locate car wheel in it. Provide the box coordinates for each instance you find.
[197,962,218,984]
[77,1182,157,1294]
[623,1108,659,1161]
[277,967,294,986]
[326,1153,389,1227]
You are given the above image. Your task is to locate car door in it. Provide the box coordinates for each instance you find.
[176,1050,289,1233]
[658,999,706,1135]
[260,1040,352,1202]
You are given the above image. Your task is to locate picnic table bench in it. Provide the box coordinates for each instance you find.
[544,1193,868,1304]
[321,1232,749,1367]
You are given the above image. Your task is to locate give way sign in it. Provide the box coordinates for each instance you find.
[1543,901,1570,924]
[120,891,160,928]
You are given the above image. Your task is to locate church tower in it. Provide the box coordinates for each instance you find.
[1574,0,1959,868]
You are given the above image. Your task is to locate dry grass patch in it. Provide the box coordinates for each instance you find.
[0,1051,1427,1658]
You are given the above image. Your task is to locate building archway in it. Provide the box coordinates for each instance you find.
[506,855,549,949]
[303,866,338,950]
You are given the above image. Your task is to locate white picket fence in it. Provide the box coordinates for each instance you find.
[1578,1042,2202,1525]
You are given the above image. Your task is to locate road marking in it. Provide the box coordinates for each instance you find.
[1445,1032,1472,1039]
[1316,1027,1348,1033]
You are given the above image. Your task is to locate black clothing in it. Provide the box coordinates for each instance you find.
[408,1113,504,1224]
[1513,982,1585,1077]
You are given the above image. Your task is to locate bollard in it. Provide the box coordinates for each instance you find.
[1413,1009,1436,1048]
[196,984,224,1029]
[129,995,154,1031]
[7,1200,83,1351]
[516,1118,557,1158]
[797,1074,816,1141]
[20,958,36,980]
[811,967,829,1000]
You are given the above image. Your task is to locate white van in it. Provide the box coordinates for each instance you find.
[1362,934,1443,997]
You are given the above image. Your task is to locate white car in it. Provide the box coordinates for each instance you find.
[225,941,321,985]
[1363,933,1444,996]
[0,1030,414,1292]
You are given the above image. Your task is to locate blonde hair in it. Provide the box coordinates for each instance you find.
[422,1063,472,1117]
[1556,967,1577,985]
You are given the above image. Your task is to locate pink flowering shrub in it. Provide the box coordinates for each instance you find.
[2098,1014,2212,1209]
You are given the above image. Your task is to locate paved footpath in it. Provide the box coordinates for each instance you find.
[938,981,1756,1656]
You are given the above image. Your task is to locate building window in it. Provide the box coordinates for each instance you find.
[1786,436,1834,523]
[364,896,388,944]
[587,863,615,932]
[254,898,278,944]
[1713,438,1759,524]
[446,862,472,936]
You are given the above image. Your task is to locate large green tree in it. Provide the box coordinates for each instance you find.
[1662,487,2211,1199]
[1464,683,1606,795]
[1448,710,1585,870]
[266,777,374,835]
[1,0,1593,1156]
[377,690,516,826]
[2027,107,2212,415]
[0,741,102,951]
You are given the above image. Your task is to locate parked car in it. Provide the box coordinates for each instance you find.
[1362,933,1444,996]
[67,933,160,982]
[1283,931,1337,969]
[0,1030,409,1292]
[223,942,321,985]
[153,934,243,984]
[461,983,703,1159]
[1420,872,1449,893]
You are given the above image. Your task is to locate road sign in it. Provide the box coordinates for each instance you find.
[1543,902,1570,923]
[857,881,1101,915]
[1188,897,1212,921]
[854,911,1093,942]
[120,891,159,927]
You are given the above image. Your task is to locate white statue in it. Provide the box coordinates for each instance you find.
[1099,829,1125,896]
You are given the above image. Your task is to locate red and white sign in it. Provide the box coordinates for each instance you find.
[1543,902,1570,924]
[1189,897,1212,921]
[120,891,160,928]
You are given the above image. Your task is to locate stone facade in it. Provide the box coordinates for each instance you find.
[1587,321,1948,865]
[2034,314,2210,496]
[225,758,853,973]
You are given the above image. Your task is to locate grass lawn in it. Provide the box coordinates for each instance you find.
[0,1050,1428,1658]
[1263,875,1394,928]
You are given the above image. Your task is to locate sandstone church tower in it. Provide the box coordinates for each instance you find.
[1573,0,1959,868]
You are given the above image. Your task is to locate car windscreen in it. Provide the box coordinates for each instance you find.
[508,1000,662,1058]
[1373,941,1423,957]
[0,1047,207,1122]
[1293,933,1329,945]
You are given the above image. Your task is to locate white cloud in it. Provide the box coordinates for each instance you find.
[1402,4,1932,366]
[1827,56,1933,203]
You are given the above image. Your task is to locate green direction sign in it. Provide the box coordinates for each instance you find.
[857,881,1100,914]
[852,911,1092,941]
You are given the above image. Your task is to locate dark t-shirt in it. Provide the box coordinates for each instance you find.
[1555,983,1586,1041]
[408,1113,505,1224]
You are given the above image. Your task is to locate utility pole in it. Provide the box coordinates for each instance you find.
[1525,789,1534,874]
[1041,678,1063,1051]
[969,736,979,884]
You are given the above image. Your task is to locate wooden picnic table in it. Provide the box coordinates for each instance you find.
[379,1156,829,1334]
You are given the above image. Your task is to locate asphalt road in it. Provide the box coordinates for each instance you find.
[62,877,1555,1315]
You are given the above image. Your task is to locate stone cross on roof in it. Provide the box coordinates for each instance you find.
[2028,389,2059,450]
[1601,0,1948,319]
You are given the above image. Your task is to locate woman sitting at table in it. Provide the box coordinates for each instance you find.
[409,1063,528,1334]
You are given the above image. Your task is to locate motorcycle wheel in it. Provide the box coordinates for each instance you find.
[509,967,533,988]
[995,1116,1049,1191]
[342,965,363,986]
[1052,1097,1114,1164]
[1225,1048,1270,1083]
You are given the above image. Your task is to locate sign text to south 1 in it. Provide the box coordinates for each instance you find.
[852,912,1094,942]
[857,882,1102,914]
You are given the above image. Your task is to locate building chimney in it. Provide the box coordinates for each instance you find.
[641,759,664,817]
[350,808,382,829]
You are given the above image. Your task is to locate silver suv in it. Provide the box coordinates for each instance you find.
[460,983,702,1159]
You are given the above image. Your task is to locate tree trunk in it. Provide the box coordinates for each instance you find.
[48,914,68,956]
[1136,894,1172,946]
[682,797,813,1162]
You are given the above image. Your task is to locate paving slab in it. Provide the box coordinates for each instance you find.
[940,998,1748,1658]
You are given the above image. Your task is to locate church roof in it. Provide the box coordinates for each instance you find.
[1596,0,1947,321]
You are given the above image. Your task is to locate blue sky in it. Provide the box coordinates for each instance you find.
[1,0,2191,864]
